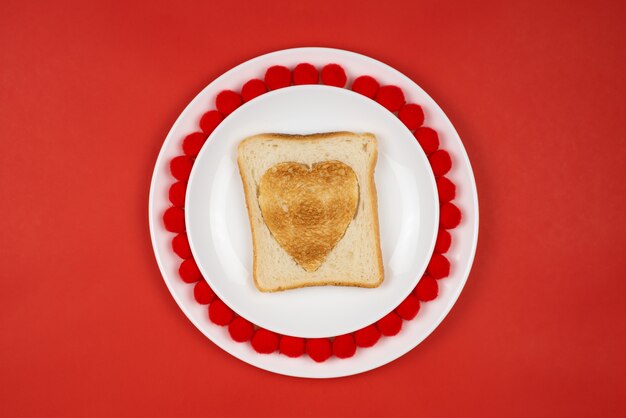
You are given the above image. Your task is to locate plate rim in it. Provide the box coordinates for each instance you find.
[148,47,479,378]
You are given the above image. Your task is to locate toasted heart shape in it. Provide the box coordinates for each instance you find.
[258,161,359,272]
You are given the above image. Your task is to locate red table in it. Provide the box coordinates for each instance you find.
[1,0,625,416]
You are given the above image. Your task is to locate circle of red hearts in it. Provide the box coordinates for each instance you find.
[163,63,462,363]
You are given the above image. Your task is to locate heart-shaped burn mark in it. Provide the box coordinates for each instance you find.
[258,161,359,272]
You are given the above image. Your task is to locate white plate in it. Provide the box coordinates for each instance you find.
[149,47,479,378]
[185,85,439,338]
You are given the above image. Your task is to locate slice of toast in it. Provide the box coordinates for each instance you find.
[237,132,384,292]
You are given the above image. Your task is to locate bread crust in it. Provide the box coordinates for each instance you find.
[368,137,384,287]
[237,132,384,292]
[236,151,261,289]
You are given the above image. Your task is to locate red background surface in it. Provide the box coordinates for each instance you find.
[1,0,625,416]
